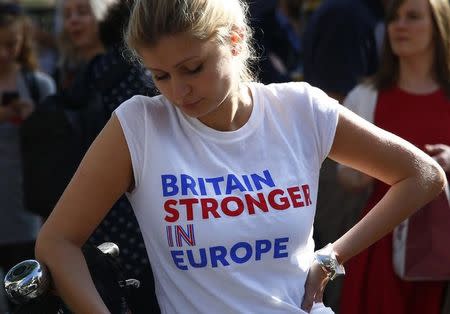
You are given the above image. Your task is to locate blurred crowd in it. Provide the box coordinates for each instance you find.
[0,0,449,313]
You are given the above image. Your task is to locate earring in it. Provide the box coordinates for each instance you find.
[231,33,240,45]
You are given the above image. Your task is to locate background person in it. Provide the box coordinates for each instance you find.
[338,0,450,313]
[54,0,115,90]
[0,1,56,312]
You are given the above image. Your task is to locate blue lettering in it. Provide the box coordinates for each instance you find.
[187,248,208,268]
[198,177,207,195]
[205,177,225,195]
[171,250,188,270]
[181,174,198,196]
[255,239,272,260]
[230,242,252,264]
[162,175,179,197]
[226,174,247,194]
[242,175,254,191]
[169,237,290,270]
[209,246,230,267]
[273,237,289,258]
[251,170,275,190]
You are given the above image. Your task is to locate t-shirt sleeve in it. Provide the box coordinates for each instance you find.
[307,84,340,162]
[271,82,340,168]
[114,96,148,190]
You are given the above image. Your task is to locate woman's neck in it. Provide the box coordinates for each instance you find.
[199,83,253,132]
[397,52,438,94]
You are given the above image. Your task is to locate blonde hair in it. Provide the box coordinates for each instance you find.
[126,0,257,82]
[0,6,38,70]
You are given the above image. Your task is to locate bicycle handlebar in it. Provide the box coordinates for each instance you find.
[3,242,121,305]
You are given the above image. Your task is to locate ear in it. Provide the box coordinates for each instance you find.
[229,27,245,56]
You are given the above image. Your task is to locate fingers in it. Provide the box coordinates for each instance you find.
[301,262,328,312]
[424,144,446,154]
[314,278,328,303]
[301,286,315,313]
[424,144,450,172]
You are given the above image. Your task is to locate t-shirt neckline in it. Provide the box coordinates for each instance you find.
[176,82,263,143]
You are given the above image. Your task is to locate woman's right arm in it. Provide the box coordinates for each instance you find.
[35,114,133,314]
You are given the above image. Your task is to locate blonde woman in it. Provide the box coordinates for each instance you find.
[35,0,446,313]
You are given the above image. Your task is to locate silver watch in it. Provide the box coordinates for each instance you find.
[313,243,345,280]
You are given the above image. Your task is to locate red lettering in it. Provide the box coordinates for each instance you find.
[245,193,269,214]
[287,186,304,207]
[302,185,312,206]
[165,184,312,222]
[179,198,199,221]
[268,189,290,210]
[164,199,179,223]
[221,197,244,217]
[201,198,221,219]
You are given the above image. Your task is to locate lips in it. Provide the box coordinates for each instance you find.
[181,98,203,107]
[68,28,84,41]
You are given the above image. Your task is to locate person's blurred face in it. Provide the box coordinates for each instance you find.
[0,21,23,66]
[140,32,239,124]
[63,0,99,50]
[388,0,434,58]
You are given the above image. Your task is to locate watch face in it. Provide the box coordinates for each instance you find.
[314,244,345,280]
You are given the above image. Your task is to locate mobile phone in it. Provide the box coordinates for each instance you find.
[2,91,20,106]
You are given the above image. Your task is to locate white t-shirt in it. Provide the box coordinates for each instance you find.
[115,82,339,313]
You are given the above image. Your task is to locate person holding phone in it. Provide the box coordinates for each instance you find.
[0,2,56,312]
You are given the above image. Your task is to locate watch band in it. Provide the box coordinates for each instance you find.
[314,243,345,280]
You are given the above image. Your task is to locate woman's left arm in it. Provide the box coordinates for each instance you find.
[301,106,446,312]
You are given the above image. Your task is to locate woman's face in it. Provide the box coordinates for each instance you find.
[140,32,239,124]
[0,21,23,66]
[63,0,99,50]
[388,0,434,58]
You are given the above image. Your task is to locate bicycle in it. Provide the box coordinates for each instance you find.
[3,242,140,314]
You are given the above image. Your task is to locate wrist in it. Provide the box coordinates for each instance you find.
[314,243,345,280]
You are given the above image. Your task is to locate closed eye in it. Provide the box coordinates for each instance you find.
[153,73,169,81]
[186,64,203,74]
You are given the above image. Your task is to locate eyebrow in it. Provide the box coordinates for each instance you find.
[148,55,201,72]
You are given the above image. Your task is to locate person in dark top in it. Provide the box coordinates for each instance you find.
[85,0,160,312]
[303,0,385,102]
[246,0,302,83]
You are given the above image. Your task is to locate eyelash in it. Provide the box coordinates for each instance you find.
[153,64,204,81]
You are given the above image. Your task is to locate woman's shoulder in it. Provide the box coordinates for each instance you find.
[253,81,316,95]
[253,81,338,111]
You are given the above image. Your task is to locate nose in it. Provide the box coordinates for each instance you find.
[66,12,79,26]
[172,78,192,103]
[392,16,407,28]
